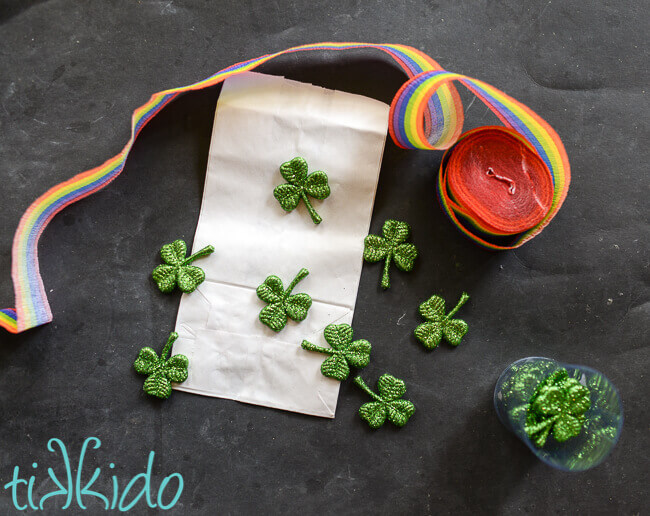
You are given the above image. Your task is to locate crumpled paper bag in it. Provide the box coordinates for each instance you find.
[172,71,389,417]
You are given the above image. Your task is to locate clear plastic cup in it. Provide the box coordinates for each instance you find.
[493,357,623,471]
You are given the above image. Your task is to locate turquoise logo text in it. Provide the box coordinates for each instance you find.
[3,437,183,512]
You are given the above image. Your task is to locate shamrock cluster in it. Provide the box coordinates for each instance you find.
[301,322,416,429]
[140,159,473,427]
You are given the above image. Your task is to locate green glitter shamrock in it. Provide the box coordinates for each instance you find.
[257,268,312,332]
[414,292,470,349]
[152,239,214,293]
[133,332,189,399]
[525,368,592,447]
[301,323,372,381]
[354,374,415,429]
[363,219,418,289]
[273,157,330,224]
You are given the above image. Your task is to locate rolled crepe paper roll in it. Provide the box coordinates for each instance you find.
[438,127,555,248]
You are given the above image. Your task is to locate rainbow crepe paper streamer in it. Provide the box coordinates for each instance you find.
[1,42,569,334]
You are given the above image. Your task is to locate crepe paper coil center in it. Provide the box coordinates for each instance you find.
[442,126,554,236]
[354,374,415,429]
[133,332,189,399]
[524,368,591,447]
[256,268,313,332]
[152,239,215,293]
[301,323,372,381]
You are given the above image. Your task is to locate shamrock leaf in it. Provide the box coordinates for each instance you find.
[354,374,415,428]
[285,293,312,322]
[301,323,372,381]
[358,402,387,428]
[524,368,592,447]
[363,219,418,289]
[257,268,312,332]
[134,332,189,399]
[377,373,407,401]
[259,304,288,332]
[274,157,330,224]
[386,399,416,427]
[414,292,470,350]
[152,239,214,293]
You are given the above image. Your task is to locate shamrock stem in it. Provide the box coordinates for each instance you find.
[447,292,470,318]
[161,332,179,360]
[286,268,310,296]
[354,376,382,401]
[301,192,322,225]
[525,415,558,435]
[381,255,392,289]
[182,245,215,266]
[301,340,334,355]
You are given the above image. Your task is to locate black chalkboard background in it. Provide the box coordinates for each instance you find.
[1,1,648,514]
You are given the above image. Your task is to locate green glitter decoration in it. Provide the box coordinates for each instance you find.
[301,323,372,381]
[274,157,330,224]
[414,292,470,349]
[134,332,189,399]
[496,358,622,471]
[152,239,214,293]
[525,368,591,447]
[363,219,418,289]
[354,374,415,428]
[257,268,312,332]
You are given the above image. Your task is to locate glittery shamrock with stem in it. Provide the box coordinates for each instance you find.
[301,323,372,381]
[354,374,415,428]
[414,292,470,349]
[256,268,313,332]
[524,368,591,447]
[152,239,214,293]
[273,157,330,224]
[133,332,189,399]
[363,219,418,289]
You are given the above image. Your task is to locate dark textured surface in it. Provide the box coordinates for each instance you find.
[1,1,648,514]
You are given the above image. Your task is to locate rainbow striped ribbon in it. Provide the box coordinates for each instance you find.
[0,42,569,334]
